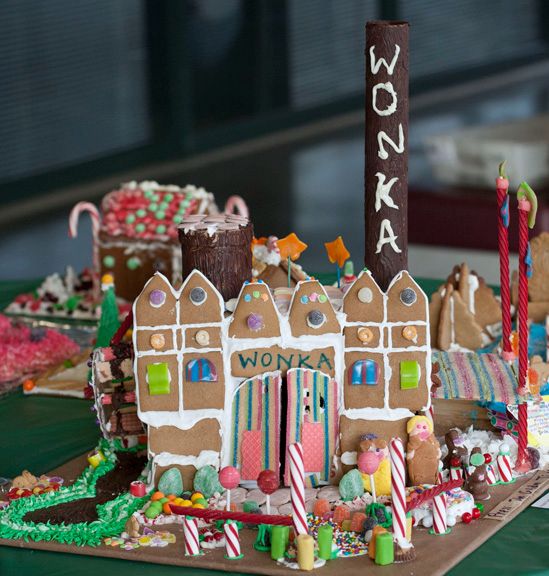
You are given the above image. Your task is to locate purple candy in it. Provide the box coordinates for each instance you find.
[149,289,166,307]
[247,313,264,332]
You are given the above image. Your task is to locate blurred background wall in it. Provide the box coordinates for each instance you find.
[1,0,549,280]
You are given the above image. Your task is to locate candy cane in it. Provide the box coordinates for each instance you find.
[224,520,243,560]
[486,464,498,485]
[430,493,450,535]
[184,516,201,556]
[497,450,513,484]
[289,442,308,536]
[68,201,101,298]
[390,438,407,543]
[224,195,249,218]
[449,466,463,481]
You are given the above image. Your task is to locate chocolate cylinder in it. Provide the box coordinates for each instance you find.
[178,214,253,301]
[364,21,409,290]
[270,525,289,560]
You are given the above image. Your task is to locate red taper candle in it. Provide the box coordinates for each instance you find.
[496,162,513,359]
[515,182,537,473]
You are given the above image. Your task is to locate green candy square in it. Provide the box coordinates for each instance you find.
[147,363,170,395]
[400,360,419,389]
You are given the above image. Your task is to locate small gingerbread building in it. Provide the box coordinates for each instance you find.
[133,267,431,488]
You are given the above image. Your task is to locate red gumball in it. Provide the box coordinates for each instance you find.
[472,507,481,520]
[257,469,280,495]
[461,512,473,524]
[218,466,240,490]
[483,453,492,464]
[450,456,461,468]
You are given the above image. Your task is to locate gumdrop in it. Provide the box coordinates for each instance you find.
[157,468,183,496]
[338,469,365,501]
[193,465,223,499]
[332,504,351,525]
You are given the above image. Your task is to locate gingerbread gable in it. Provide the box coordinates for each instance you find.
[228,280,281,339]
[287,280,340,337]
[342,269,384,323]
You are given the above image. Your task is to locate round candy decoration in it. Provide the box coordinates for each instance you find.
[127,257,141,270]
[450,456,461,468]
[150,333,166,350]
[483,453,492,464]
[218,466,240,490]
[190,287,207,305]
[402,325,417,342]
[307,309,325,328]
[357,327,374,344]
[471,507,481,520]
[102,255,115,269]
[195,330,210,346]
[357,287,373,303]
[149,289,166,308]
[461,512,472,524]
[257,470,280,495]
[400,288,417,306]
[247,313,264,332]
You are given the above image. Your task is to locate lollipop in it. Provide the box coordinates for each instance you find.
[257,469,280,515]
[219,466,240,511]
[358,451,381,502]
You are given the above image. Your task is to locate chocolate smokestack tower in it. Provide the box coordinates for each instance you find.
[178,214,253,301]
[364,21,409,290]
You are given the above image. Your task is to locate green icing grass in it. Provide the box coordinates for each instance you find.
[0,438,149,546]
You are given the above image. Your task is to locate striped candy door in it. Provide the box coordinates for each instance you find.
[230,372,281,480]
[284,368,338,487]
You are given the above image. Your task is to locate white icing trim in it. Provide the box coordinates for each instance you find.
[151,450,220,469]
[342,407,414,420]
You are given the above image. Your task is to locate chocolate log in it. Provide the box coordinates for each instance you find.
[179,214,253,300]
[364,21,409,290]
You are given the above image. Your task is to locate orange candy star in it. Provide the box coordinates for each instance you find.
[277,233,308,261]
[324,236,350,268]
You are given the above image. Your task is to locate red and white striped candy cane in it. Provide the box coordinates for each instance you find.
[184,516,201,556]
[486,464,498,485]
[389,437,407,542]
[289,442,308,536]
[431,493,450,535]
[224,195,249,218]
[68,201,102,298]
[449,466,463,481]
[224,520,243,560]
[497,452,513,483]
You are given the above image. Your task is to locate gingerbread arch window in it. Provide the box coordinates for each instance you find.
[186,358,217,382]
[349,359,379,386]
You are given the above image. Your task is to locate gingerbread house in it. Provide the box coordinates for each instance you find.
[132,266,431,488]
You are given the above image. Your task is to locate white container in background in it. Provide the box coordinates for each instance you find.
[424,114,549,188]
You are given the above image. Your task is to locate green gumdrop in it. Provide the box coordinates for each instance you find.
[145,505,161,519]
[243,501,259,513]
[193,465,223,499]
[158,467,184,496]
[65,295,81,311]
[159,497,169,504]
[149,501,162,510]
[195,498,209,507]
[339,469,365,501]
[470,453,485,467]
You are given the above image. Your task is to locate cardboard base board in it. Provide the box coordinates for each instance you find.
[1,455,547,576]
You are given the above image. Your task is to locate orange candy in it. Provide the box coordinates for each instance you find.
[167,494,177,501]
[350,512,367,532]
[162,502,173,515]
[332,504,351,525]
[312,498,331,518]
[22,379,35,392]
[151,491,165,501]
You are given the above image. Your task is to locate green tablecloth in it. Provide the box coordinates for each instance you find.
[1,277,547,576]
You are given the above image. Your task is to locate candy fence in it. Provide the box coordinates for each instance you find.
[169,504,293,526]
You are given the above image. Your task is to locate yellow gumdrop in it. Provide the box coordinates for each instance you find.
[193,503,205,509]
[190,492,204,503]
